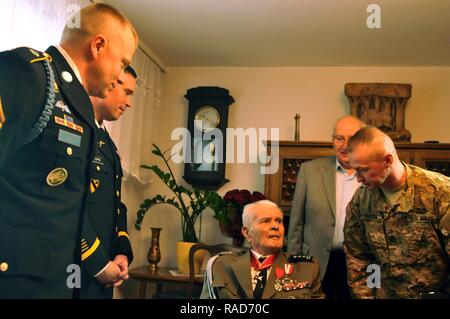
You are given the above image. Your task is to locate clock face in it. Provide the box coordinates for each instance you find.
[194,106,220,132]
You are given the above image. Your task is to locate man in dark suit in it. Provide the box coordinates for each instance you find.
[201,200,323,299]
[287,115,365,299]
[81,66,137,298]
[0,3,138,298]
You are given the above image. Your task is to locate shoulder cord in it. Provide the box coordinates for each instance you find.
[21,59,56,145]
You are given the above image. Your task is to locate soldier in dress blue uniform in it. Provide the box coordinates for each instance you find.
[80,66,137,298]
[0,4,138,298]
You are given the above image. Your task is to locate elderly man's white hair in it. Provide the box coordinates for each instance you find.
[242,200,281,227]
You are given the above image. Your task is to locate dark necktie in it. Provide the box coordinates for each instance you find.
[253,256,267,299]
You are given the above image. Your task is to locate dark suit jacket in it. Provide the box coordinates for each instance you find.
[201,250,323,299]
[0,46,97,298]
[287,156,336,279]
[80,127,133,298]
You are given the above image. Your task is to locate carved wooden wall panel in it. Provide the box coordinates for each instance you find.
[345,83,412,141]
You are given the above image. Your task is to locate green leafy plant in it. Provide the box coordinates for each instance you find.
[135,144,224,243]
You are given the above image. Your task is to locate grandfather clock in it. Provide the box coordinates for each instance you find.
[183,86,234,190]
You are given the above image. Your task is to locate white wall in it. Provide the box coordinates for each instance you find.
[118,66,450,297]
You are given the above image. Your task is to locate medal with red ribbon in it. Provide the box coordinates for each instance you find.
[275,267,284,279]
[284,263,293,275]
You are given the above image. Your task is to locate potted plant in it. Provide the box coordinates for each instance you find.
[135,144,223,273]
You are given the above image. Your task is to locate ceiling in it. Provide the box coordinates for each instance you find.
[105,0,450,67]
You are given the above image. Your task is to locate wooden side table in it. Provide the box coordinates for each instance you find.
[129,266,204,299]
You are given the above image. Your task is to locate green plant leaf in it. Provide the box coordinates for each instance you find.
[151,144,163,156]
[164,173,170,183]
[136,143,222,243]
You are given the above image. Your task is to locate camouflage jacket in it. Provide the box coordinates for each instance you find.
[344,164,449,299]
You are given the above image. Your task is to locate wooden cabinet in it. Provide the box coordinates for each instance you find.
[264,141,450,215]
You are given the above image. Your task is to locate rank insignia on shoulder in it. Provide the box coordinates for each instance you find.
[0,96,5,129]
[288,255,314,263]
[29,51,52,64]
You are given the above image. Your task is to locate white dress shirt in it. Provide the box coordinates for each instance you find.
[55,46,83,84]
[334,160,360,249]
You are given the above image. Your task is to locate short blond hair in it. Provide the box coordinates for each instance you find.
[347,126,396,161]
[61,3,138,46]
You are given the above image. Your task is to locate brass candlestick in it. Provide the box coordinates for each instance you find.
[294,114,301,141]
[147,227,162,272]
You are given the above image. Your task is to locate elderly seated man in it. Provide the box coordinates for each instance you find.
[201,200,324,299]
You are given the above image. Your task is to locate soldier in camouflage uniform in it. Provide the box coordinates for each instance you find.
[343,127,449,299]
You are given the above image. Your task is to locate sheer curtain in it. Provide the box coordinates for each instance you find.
[0,0,163,184]
[106,48,162,184]
[0,0,92,52]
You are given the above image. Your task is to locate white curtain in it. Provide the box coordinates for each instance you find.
[0,0,163,184]
[0,0,92,52]
[105,47,162,184]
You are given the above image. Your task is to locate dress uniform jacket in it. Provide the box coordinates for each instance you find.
[344,164,450,299]
[0,46,99,298]
[80,126,133,298]
[200,250,324,299]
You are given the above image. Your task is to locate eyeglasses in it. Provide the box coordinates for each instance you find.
[333,135,351,144]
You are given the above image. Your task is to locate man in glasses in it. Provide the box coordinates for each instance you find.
[287,115,365,299]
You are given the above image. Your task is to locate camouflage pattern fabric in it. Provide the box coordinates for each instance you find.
[344,164,449,299]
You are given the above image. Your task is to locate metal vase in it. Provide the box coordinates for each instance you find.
[147,227,162,272]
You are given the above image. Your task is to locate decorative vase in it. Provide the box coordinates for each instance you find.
[176,241,206,274]
[147,227,162,272]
